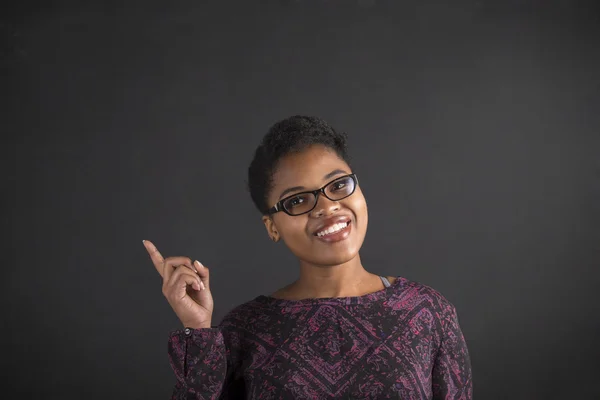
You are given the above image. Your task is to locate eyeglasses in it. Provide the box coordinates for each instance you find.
[268,173,359,216]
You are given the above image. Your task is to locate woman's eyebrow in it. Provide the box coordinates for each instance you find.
[278,185,305,200]
[277,169,349,200]
[322,169,348,181]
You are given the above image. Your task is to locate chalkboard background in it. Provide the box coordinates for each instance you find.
[3,1,599,398]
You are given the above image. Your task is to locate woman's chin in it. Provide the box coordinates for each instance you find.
[311,249,360,267]
[289,237,363,267]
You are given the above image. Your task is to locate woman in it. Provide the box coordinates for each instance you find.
[143,116,473,399]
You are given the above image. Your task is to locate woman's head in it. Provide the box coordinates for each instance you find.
[248,116,368,267]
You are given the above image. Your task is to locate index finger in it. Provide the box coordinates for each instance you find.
[143,240,165,277]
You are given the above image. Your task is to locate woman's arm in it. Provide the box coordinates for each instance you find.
[168,327,243,400]
[432,303,473,399]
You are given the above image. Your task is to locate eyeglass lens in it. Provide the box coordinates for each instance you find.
[282,175,356,215]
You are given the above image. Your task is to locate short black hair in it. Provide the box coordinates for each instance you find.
[248,115,351,215]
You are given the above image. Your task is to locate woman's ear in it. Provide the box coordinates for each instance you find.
[262,215,280,242]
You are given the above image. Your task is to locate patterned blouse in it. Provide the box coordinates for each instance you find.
[167,276,473,399]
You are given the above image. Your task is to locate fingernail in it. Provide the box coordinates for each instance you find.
[195,260,204,269]
[199,281,205,290]
[142,240,146,244]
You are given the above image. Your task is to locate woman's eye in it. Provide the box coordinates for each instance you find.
[288,196,304,207]
[332,182,346,191]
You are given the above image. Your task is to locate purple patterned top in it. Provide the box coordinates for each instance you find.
[168,277,472,399]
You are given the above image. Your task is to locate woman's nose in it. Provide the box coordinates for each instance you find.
[311,195,340,217]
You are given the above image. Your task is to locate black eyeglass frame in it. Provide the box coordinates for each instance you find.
[268,173,359,216]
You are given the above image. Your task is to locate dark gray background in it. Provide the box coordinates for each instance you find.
[3,1,599,399]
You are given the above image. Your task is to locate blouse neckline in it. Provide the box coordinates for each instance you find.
[254,276,404,307]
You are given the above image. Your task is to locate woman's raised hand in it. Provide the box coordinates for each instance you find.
[143,240,214,329]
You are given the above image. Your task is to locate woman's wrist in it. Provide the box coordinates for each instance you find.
[182,321,213,330]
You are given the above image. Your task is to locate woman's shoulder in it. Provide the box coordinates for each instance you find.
[392,276,457,310]
[217,292,291,334]
[218,298,263,327]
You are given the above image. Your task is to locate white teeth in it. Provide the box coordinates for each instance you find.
[316,222,348,237]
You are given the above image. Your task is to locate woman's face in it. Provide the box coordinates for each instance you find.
[263,144,368,267]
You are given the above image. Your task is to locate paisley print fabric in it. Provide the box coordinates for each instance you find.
[167,276,472,399]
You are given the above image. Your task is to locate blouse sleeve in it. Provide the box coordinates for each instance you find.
[168,327,243,399]
[432,303,473,399]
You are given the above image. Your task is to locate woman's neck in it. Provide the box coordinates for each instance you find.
[272,255,383,300]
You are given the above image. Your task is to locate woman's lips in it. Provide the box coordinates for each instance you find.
[314,221,352,243]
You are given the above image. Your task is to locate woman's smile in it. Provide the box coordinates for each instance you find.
[314,220,352,242]
[311,214,353,243]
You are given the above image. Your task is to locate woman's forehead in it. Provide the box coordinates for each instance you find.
[271,146,350,188]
